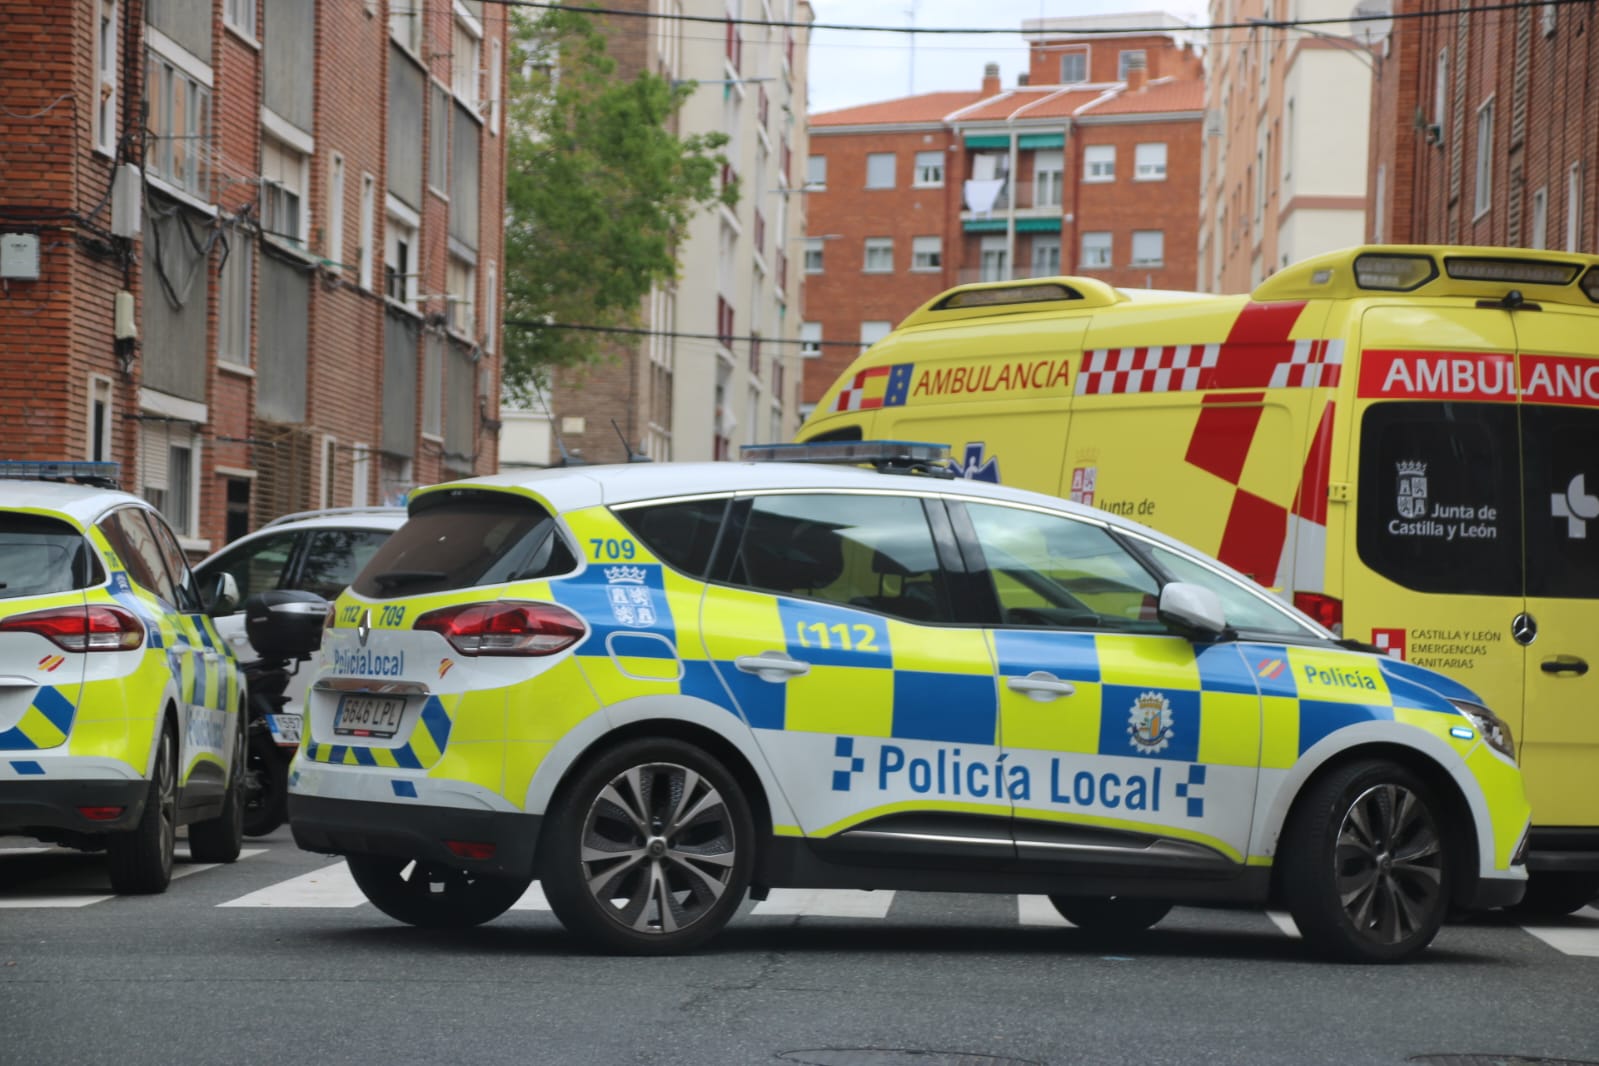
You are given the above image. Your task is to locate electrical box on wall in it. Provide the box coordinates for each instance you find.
[0,233,40,279]
[114,291,137,341]
[112,164,143,239]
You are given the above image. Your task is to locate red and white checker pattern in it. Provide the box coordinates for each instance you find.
[1075,344,1220,395]
[834,366,889,411]
[1370,628,1407,661]
[1267,339,1346,389]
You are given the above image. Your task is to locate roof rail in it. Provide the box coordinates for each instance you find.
[261,504,407,528]
[0,460,122,490]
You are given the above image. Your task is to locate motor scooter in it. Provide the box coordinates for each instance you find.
[240,590,328,837]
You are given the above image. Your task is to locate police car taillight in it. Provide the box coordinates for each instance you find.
[0,605,144,652]
[1292,591,1343,634]
[412,602,586,656]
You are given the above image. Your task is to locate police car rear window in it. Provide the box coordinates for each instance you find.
[351,490,575,599]
[0,514,103,599]
[613,498,728,579]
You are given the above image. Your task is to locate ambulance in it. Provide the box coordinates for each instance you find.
[798,245,1599,914]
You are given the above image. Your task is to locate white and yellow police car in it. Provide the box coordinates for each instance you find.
[0,461,247,892]
[290,443,1530,961]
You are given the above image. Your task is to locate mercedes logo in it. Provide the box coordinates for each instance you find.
[357,608,372,647]
[1511,612,1537,646]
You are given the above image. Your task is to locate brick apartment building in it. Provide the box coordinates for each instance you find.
[0,0,507,553]
[500,0,813,467]
[1367,0,1596,251]
[800,12,1204,414]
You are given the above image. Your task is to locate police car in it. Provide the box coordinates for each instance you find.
[289,442,1531,961]
[0,461,247,892]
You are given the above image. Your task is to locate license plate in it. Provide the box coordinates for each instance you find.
[334,695,407,738]
[264,712,302,746]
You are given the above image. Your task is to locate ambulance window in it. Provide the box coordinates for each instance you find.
[726,493,954,624]
[1356,403,1521,596]
[614,497,729,579]
[963,503,1164,633]
[0,514,102,599]
[1524,406,1599,599]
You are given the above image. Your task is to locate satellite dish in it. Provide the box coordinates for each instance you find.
[1350,0,1394,47]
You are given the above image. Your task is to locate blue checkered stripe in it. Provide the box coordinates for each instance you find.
[0,685,76,751]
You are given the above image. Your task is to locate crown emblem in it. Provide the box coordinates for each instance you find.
[1396,460,1427,478]
[604,565,648,584]
[1127,691,1174,754]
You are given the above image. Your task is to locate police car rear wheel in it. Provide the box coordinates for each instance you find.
[189,717,246,863]
[346,854,532,928]
[106,724,177,894]
[1282,760,1449,962]
[540,739,754,955]
[1047,895,1172,934]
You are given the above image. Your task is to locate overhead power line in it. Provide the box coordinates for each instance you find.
[484,0,1589,38]
[505,317,862,348]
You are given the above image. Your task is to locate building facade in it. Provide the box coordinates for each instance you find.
[0,0,507,551]
[500,0,813,468]
[801,13,1204,415]
[1367,0,1596,251]
[1198,0,1376,294]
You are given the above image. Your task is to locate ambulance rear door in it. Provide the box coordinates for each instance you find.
[1509,308,1599,832]
[1343,305,1524,739]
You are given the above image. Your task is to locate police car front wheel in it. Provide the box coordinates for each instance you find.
[346,854,534,928]
[539,738,755,955]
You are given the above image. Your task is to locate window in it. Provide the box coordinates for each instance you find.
[1134,143,1167,181]
[1117,50,1147,80]
[1433,49,1449,140]
[145,47,211,197]
[863,237,893,273]
[913,150,944,187]
[429,83,450,194]
[860,321,891,351]
[88,376,113,461]
[488,36,502,135]
[1530,186,1548,250]
[1567,163,1583,251]
[1357,403,1521,596]
[1542,1,1557,36]
[139,429,199,542]
[261,137,307,246]
[224,0,254,36]
[423,334,443,437]
[219,231,252,366]
[806,154,827,188]
[1146,545,1319,639]
[483,260,497,352]
[0,514,102,601]
[95,1,118,154]
[321,436,337,508]
[390,1,420,52]
[911,236,942,272]
[1083,145,1115,182]
[1131,230,1164,267]
[358,173,375,290]
[865,153,896,189]
[99,509,174,605]
[1080,231,1112,269]
[979,236,1008,282]
[351,443,371,506]
[327,154,345,270]
[224,477,250,544]
[447,255,475,334]
[965,502,1163,633]
[1523,405,1599,600]
[804,237,824,274]
[1034,150,1063,207]
[1031,237,1060,277]
[385,203,418,307]
[453,18,481,109]
[800,322,822,359]
[298,529,391,601]
[1059,50,1087,83]
[615,498,728,579]
[144,510,203,612]
[1474,98,1494,218]
[728,494,954,624]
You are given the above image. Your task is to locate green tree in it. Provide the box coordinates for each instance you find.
[501,5,735,403]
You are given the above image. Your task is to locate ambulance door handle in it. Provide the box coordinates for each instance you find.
[1007,671,1077,702]
[735,653,810,683]
[1540,656,1589,677]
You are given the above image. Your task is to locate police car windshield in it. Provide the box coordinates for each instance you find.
[0,514,103,599]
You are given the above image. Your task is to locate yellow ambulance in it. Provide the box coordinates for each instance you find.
[798,245,1599,914]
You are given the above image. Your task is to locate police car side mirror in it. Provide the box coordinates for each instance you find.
[1157,582,1229,641]
[206,572,241,617]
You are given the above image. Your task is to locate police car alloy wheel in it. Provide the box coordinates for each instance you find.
[1281,760,1450,962]
[539,738,754,955]
[1047,895,1173,935]
[106,725,177,894]
[189,719,245,864]
[346,854,533,929]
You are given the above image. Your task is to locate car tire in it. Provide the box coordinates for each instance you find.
[346,854,532,928]
[1281,759,1450,962]
[106,723,177,894]
[242,730,289,838]
[189,716,246,863]
[539,737,754,955]
[1509,872,1599,917]
[1048,895,1172,934]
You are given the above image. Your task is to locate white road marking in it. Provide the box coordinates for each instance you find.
[752,887,895,919]
[1520,905,1599,958]
[1266,911,1301,939]
[218,860,366,908]
[1016,895,1071,927]
[0,847,264,907]
[509,881,551,910]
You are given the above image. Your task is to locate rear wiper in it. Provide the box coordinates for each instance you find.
[371,569,446,591]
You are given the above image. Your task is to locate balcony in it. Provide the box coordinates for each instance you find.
[961,180,1065,226]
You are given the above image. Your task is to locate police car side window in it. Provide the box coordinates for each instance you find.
[100,509,177,605]
[728,493,955,624]
[141,511,204,613]
[964,503,1164,632]
[1146,543,1320,639]
[614,497,730,579]
[1356,403,1521,597]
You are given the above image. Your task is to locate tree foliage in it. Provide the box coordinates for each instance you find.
[500,5,734,403]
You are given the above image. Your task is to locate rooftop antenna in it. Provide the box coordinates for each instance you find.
[533,379,587,467]
[612,419,652,463]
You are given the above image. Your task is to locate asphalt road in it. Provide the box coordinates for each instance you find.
[2,830,1596,1066]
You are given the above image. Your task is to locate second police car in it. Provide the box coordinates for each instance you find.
[288,443,1530,961]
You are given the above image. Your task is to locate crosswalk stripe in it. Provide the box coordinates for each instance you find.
[1266,911,1301,938]
[1016,895,1070,927]
[218,860,366,908]
[0,847,266,907]
[1520,905,1599,958]
[751,887,894,919]
[509,881,550,910]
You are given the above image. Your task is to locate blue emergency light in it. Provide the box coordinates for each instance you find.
[740,440,953,475]
[0,460,123,488]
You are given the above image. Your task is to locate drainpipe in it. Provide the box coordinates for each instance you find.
[1007,117,1019,280]
[1067,119,1081,272]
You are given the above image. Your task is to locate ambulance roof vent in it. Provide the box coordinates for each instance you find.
[901,276,1122,328]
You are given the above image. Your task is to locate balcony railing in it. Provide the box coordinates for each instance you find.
[960,180,1065,216]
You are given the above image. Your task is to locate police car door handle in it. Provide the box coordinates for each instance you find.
[1006,671,1077,701]
[735,653,810,682]
[1540,656,1589,677]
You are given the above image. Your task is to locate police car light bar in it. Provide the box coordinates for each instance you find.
[741,440,951,467]
[0,460,122,488]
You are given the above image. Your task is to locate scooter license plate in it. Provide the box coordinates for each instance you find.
[334,695,407,738]
[264,712,302,746]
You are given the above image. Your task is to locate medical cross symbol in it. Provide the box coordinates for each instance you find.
[1552,473,1599,539]
[1174,764,1207,818]
[832,736,865,792]
[952,442,1000,483]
